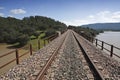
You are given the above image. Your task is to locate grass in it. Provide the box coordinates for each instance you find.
[0,32,49,75]
[29,32,48,51]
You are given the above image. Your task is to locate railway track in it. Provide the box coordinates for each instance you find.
[72,31,104,80]
[35,30,68,80]
[0,30,68,80]
[73,31,120,80]
[0,30,119,80]
[36,30,104,80]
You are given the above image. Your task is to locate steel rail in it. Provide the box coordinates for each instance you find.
[72,31,104,80]
[35,31,68,80]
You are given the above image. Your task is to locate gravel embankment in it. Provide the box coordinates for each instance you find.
[0,30,119,80]
[0,31,67,80]
[73,31,120,80]
[44,31,94,80]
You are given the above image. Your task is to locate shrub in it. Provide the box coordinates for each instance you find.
[17,34,29,46]
[45,29,56,37]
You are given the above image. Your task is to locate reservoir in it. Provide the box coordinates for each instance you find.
[96,31,120,60]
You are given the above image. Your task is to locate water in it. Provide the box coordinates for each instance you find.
[96,31,120,60]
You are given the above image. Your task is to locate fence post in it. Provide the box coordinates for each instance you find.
[30,44,32,55]
[38,39,40,49]
[15,49,19,64]
[91,37,94,43]
[101,41,104,50]
[48,39,49,43]
[110,45,113,57]
[44,39,46,46]
[96,39,98,46]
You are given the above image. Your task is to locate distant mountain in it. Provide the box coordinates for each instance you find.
[81,23,120,31]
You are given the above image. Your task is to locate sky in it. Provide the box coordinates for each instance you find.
[0,0,120,26]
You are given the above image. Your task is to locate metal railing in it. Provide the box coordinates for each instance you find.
[94,39,120,58]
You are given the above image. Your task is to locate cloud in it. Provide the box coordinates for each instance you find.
[8,15,14,17]
[64,20,90,26]
[88,15,95,19]
[95,11,120,22]
[0,7,4,10]
[112,11,120,19]
[63,11,120,26]
[10,9,26,14]
[0,13,4,17]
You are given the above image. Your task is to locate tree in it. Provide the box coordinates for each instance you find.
[45,29,56,37]
[33,31,41,38]
[17,34,29,46]
[0,16,67,46]
[68,25,100,41]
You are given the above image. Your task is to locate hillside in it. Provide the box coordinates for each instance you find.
[0,16,67,46]
[82,23,120,31]
[68,25,99,42]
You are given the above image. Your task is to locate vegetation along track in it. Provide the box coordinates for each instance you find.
[0,30,119,80]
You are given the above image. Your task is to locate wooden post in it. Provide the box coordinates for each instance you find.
[30,44,32,55]
[110,45,113,57]
[91,37,92,43]
[92,37,94,43]
[15,49,19,64]
[44,40,46,46]
[38,39,40,49]
[96,39,98,46]
[48,39,49,43]
[101,41,104,50]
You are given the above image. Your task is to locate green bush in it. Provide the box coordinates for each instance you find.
[45,29,56,37]
[17,34,29,46]
[33,31,41,38]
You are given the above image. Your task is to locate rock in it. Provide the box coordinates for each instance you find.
[98,66,103,70]
[33,70,40,76]
[93,60,98,63]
